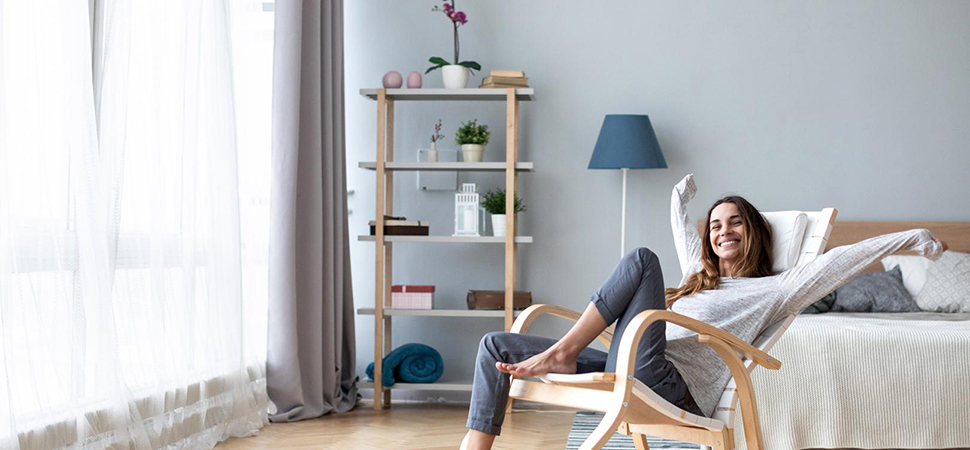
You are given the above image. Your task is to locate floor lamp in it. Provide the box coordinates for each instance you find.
[588,115,667,259]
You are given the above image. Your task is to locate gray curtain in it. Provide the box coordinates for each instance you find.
[267,0,357,422]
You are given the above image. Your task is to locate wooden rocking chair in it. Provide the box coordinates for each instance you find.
[508,208,838,450]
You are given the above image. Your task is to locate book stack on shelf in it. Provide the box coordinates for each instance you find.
[480,69,528,89]
[369,216,429,236]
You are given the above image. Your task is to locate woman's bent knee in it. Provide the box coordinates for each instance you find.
[623,247,659,269]
[636,247,659,268]
[479,331,514,361]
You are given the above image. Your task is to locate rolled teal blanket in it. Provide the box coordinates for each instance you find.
[366,343,444,386]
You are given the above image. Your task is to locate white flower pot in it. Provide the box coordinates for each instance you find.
[442,65,469,89]
[461,144,484,162]
[491,214,507,237]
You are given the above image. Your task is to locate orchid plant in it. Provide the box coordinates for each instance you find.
[426,1,481,74]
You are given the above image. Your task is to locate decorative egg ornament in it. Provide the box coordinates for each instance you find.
[407,71,423,88]
[382,71,403,89]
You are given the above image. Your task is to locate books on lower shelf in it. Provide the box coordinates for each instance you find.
[369,217,430,236]
[391,285,434,309]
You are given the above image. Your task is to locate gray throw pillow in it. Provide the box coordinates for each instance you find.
[830,265,920,313]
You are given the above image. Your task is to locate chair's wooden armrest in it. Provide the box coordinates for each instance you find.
[619,310,780,371]
[510,304,615,349]
[676,315,780,370]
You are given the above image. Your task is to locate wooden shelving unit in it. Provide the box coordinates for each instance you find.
[361,87,533,408]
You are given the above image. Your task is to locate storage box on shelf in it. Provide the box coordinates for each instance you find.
[390,285,434,309]
[359,88,534,409]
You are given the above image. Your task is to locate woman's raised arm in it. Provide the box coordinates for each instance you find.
[777,228,945,315]
[671,174,703,285]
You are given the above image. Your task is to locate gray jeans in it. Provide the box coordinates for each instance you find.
[466,247,701,435]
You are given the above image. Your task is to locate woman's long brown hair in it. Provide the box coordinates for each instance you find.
[664,196,773,308]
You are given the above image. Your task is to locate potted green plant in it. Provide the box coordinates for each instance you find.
[426,1,481,89]
[455,120,490,162]
[481,189,526,237]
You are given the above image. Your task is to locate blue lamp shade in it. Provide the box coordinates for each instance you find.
[588,115,667,170]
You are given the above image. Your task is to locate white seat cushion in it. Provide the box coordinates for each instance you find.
[762,211,809,273]
[631,378,723,430]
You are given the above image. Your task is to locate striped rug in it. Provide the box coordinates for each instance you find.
[567,411,700,450]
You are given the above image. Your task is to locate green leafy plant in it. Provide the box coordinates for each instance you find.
[426,1,481,74]
[426,57,481,75]
[481,189,526,215]
[454,120,490,145]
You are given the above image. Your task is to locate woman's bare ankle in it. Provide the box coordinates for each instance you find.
[462,429,496,450]
[548,340,583,361]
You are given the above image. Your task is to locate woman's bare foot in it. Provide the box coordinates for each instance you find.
[495,346,577,377]
[461,430,496,450]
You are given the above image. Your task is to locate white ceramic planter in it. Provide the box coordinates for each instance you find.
[491,214,507,237]
[461,144,484,162]
[442,65,469,89]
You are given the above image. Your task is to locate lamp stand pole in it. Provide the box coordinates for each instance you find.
[620,168,628,259]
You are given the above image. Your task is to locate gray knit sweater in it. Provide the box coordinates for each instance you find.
[664,174,944,417]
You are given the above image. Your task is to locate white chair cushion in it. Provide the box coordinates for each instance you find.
[761,211,809,273]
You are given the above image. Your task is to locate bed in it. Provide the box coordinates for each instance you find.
[733,221,970,450]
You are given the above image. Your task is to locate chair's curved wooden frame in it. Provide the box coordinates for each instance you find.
[507,208,838,450]
[509,308,772,450]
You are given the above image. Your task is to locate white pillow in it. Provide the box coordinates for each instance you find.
[881,254,933,298]
[761,211,809,273]
[915,251,970,313]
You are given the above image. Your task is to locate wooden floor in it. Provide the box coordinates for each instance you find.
[214,402,949,450]
[215,402,574,450]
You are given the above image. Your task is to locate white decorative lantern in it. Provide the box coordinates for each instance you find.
[454,183,483,236]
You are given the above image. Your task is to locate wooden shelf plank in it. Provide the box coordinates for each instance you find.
[358,235,532,244]
[358,161,534,172]
[357,308,523,318]
[360,88,534,102]
[359,380,474,392]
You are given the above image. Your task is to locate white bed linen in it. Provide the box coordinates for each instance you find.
[733,312,970,450]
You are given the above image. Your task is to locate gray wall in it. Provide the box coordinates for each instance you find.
[344,0,970,401]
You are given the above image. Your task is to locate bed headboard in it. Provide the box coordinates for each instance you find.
[828,221,970,273]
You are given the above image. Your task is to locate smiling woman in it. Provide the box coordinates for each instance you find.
[706,197,774,279]
[460,173,946,450]
[663,180,774,309]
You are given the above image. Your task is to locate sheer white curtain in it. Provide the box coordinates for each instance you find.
[0,0,272,448]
